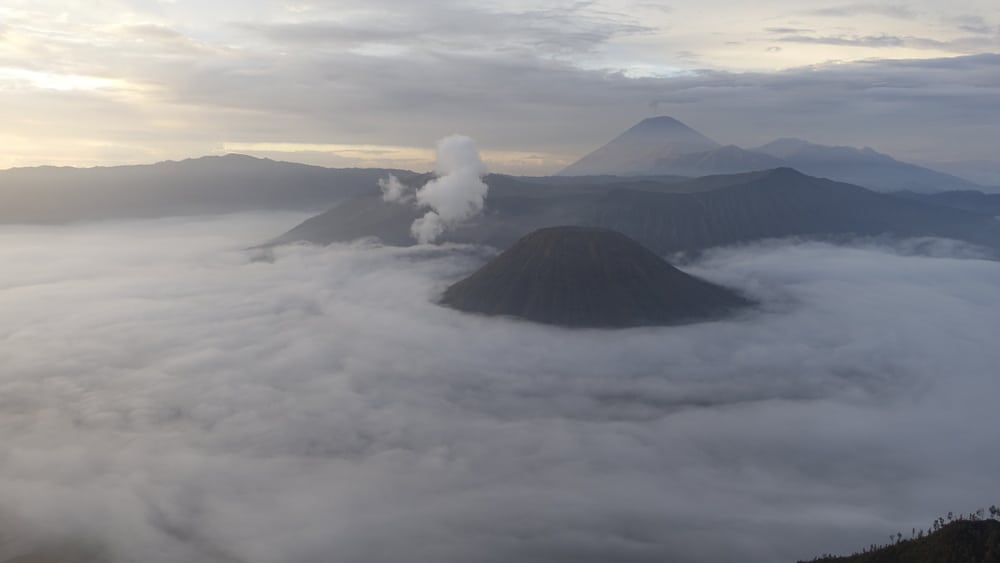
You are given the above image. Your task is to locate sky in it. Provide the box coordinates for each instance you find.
[1,214,999,562]
[0,0,997,173]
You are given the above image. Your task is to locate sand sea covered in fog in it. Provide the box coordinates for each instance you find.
[1,214,998,562]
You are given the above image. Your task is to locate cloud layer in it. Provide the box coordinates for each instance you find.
[1,216,999,562]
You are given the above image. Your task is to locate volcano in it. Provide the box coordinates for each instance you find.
[558,116,721,176]
[440,226,752,327]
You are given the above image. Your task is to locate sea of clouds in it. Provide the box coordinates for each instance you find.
[1,214,999,563]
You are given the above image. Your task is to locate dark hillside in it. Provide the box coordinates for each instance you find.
[441,226,751,327]
[584,168,1000,255]
[803,520,1000,563]
[271,168,1000,256]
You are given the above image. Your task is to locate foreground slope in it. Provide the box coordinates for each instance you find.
[441,226,752,327]
[802,520,1000,563]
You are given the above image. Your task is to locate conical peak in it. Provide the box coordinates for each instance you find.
[441,226,752,327]
[517,225,632,245]
[766,166,807,178]
[557,116,719,176]
[631,116,693,130]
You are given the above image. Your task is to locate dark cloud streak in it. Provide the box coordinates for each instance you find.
[779,34,909,47]
[765,26,815,34]
[236,4,655,58]
[799,3,918,19]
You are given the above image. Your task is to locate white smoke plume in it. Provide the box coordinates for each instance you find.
[376,135,488,243]
[407,135,489,244]
[378,174,411,203]
[410,211,447,246]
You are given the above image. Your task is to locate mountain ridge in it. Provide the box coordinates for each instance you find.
[270,167,1000,257]
[558,116,721,176]
[559,117,984,192]
[0,154,416,223]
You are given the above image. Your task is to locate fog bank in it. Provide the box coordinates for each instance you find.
[1,216,998,562]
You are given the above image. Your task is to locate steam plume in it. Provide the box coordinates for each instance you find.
[378,135,488,244]
[378,175,410,203]
[411,135,488,244]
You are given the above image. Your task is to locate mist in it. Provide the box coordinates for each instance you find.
[1,215,999,563]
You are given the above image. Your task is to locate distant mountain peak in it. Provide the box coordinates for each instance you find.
[619,115,717,143]
[558,116,720,176]
[628,115,702,132]
[766,166,807,178]
[756,138,893,161]
[750,139,980,191]
[558,118,981,191]
[220,153,268,161]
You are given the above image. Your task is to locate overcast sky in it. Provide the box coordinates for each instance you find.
[1,0,998,172]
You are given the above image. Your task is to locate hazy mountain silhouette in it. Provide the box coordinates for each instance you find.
[271,168,1000,256]
[518,173,688,186]
[558,116,720,176]
[440,226,751,327]
[648,144,785,176]
[920,159,1000,188]
[0,154,413,223]
[754,138,980,193]
[558,117,983,192]
[896,190,1000,216]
